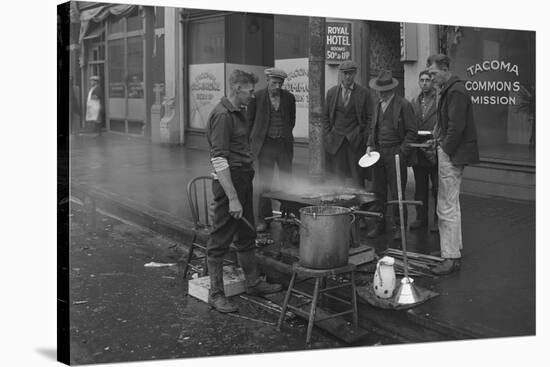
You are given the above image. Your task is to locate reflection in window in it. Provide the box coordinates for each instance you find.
[108,39,125,98]
[127,9,142,32]
[127,36,144,99]
[189,17,225,64]
[275,15,308,59]
[450,27,535,163]
[109,17,124,34]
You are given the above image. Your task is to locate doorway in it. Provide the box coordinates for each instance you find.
[106,9,146,135]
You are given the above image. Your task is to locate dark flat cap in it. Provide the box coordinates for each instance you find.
[264,67,288,80]
[338,61,358,71]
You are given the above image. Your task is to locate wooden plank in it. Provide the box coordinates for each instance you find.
[263,292,370,344]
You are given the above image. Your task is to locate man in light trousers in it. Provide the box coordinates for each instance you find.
[427,54,479,275]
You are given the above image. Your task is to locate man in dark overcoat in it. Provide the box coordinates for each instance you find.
[322,61,373,188]
[365,70,417,241]
[248,68,296,232]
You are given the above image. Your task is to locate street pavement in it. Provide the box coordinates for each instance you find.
[68,133,536,353]
[70,205,379,365]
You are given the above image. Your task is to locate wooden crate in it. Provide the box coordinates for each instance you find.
[188,266,246,303]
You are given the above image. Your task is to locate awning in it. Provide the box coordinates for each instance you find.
[79,4,138,43]
[78,4,140,66]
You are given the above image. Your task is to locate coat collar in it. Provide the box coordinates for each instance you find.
[220,96,240,112]
[440,76,461,96]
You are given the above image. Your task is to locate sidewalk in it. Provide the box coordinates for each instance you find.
[69,133,536,341]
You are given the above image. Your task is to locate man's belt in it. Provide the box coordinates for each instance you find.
[377,142,401,148]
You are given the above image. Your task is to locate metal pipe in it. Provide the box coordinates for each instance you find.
[395,154,409,279]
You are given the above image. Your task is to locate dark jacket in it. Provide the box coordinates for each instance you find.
[437,76,479,166]
[322,84,372,155]
[248,88,296,159]
[367,94,418,165]
[411,91,437,166]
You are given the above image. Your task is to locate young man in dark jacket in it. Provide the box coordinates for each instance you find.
[427,54,480,275]
[410,70,438,232]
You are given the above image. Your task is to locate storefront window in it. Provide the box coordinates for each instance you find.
[127,36,144,99]
[108,39,125,98]
[189,17,225,64]
[449,27,535,164]
[126,9,143,32]
[227,13,273,66]
[275,15,308,59]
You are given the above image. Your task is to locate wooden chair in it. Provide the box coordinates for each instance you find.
[184,175,235,280]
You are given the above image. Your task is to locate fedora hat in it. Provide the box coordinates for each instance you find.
[369,69,399,91]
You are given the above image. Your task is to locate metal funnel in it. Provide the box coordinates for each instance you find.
[395,277,421,304]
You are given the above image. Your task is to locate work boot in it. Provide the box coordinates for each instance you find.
[431,258,461,275]
[208,294,238,313]
[247,279,283,295]
[207,258,238,313]
[237,249,259,283]
[367,222,385,238]
[410,219,427,230]
[238,249,282,295]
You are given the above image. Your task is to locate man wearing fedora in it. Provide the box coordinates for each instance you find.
[366,69,417,240]
[427,54,479,275]
[322,60,372,188]
[248,67,296,232]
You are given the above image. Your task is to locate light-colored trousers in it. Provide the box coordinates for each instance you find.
[437,146,464,259]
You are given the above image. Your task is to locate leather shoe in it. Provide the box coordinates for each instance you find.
[247,279,283,295]
[256,221,269,232]
[410,219,427,230]
[431,258,461,275]
[367,223,385,238]
[208,294,238,313]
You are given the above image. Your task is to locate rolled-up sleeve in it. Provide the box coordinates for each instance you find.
[209,112,233,159]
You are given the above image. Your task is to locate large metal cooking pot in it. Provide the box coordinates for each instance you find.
[298,206,354,269]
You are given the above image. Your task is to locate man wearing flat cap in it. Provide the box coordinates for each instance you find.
[365,69,417,240]
[248,67,296,232]
[322,60,372,188]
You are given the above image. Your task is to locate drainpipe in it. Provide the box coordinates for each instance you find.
[308,17,326,183]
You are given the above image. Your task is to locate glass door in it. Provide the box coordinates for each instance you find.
[106,9,145,135]
[87,37,105,130]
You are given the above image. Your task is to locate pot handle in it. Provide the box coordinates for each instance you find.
[350,213,356,224]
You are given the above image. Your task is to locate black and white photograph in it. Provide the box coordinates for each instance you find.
[4,0,547,366]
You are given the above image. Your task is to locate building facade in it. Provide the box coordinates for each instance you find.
[66,2,535,200]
